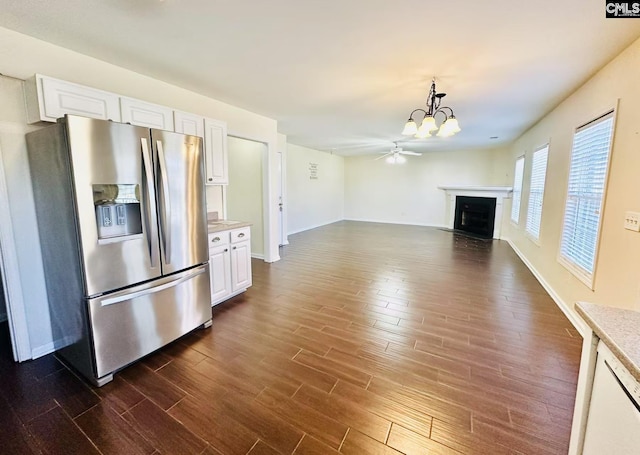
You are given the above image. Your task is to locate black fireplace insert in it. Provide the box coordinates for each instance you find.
[454,196,497,239]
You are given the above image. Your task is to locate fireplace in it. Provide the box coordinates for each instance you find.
[454,196,496,238]
[438,186,513,239]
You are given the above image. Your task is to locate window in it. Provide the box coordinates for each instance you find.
[510,156,525,223]
[525,145,549,241]
[559,112,615,287]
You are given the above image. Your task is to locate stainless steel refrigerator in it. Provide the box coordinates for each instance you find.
[26,115,212,386]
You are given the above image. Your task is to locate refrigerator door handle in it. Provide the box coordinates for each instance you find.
[156,140,172,265]
[101,266,207,306]
[140,138,159,268]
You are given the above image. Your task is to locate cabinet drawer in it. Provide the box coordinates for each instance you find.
[208,232,230,249]
[231,227,250,243]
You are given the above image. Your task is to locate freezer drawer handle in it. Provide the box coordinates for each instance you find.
[140,138,159,268]
[100,267,207,306]
[156,140,172,265]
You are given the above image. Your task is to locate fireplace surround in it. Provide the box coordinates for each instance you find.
[438,186,513,239]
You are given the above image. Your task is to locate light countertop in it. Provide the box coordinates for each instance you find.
[576,301,640,382]
[207,220,252,233]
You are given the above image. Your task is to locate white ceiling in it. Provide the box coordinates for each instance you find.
[1,0,639,156]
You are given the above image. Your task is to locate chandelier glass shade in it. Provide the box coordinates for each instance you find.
[402,79,461,138]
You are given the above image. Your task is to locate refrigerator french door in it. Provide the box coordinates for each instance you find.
[27,115,211,386]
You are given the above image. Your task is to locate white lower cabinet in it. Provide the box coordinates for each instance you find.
[209,227,252,305]
[209,244,232,303]
[231,240,252,292]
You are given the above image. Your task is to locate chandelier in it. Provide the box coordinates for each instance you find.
[402,78,461,138]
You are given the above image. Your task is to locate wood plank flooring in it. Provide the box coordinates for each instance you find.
[0,221,582,454]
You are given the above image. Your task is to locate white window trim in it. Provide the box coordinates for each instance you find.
[557,105,618,290]
[510,155,525,225]
[525,143,550,246]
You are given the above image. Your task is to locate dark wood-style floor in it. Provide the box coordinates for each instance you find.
[0,221,582,454]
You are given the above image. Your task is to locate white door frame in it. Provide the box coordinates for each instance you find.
[277,150,289,246]
[226,134,274,262]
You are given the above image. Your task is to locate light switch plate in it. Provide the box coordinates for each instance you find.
[624,211,640,232]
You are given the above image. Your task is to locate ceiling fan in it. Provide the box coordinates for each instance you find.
[375,143,422,163]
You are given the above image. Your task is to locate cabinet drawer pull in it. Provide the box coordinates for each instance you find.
[212,237,220,243]
[224,248,228,252]
[237,233,245,238]
[233,246,237,250]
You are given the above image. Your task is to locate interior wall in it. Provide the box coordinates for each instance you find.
[0,26,281,358]
[344,148,510,227]
[286,144,344,235]
[503,35,640,325]
[226,137,266,257]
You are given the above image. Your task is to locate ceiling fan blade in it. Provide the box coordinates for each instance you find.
[400,151,422,156]
[374,151,394,161]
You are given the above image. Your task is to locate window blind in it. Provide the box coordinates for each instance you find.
[526,145,549,240]
[560,112,614,284]
[511,156,525,223]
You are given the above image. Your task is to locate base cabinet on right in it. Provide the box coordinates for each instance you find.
[209,226,252,306]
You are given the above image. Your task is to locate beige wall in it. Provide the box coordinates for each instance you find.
[344,148,510,226]
[227,137,266,257]
[0,26,281,357]
[503,36,640,322]
[286,144,344,234]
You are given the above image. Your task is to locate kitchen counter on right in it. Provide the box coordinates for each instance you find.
[575,301,640,382]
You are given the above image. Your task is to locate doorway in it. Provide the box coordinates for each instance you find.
[226,137,268,259]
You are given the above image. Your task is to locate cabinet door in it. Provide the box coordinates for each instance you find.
[230,240,252,292]
[174,111,204,138]
[25,74,121,124]
[120,97,174,130]
[204,118,228,185]
[210,244,232,305]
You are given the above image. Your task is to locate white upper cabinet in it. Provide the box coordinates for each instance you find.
[174,111,204,138]
[24,74,229,186]
[25,74,121,124]
[204,118,228,185]
[120,97,174,130]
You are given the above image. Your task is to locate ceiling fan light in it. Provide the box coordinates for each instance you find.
[402,119,418,135]
[386,155,395,164]
[396,154,406,164]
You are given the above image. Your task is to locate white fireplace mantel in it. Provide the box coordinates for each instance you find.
[438,186,513,239]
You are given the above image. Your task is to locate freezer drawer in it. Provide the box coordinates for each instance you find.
[88,264,211,380]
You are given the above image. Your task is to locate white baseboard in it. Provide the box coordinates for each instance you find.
[506,238,588,336]
[30,334,77,360]
[287,219,343,236]
[343,217,447,229]
[251,253,265,260]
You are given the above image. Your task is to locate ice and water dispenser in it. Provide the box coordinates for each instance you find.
[93,184,143,243]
